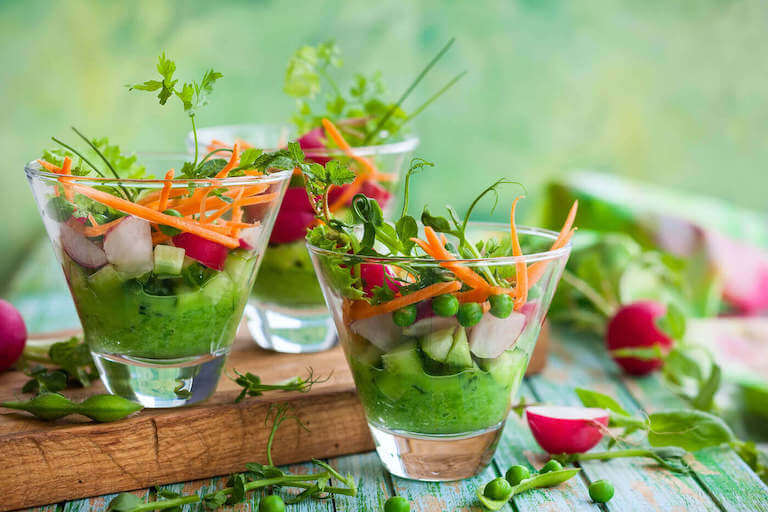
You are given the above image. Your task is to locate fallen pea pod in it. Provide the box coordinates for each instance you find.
[2,392,143,422]
[477,468,581,510]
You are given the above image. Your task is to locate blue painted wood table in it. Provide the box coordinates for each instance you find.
[4,241,768,511]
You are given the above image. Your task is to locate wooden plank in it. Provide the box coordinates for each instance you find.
[0,336,375,511]
[494,385,595,512]
[61,488,150,512]
[619,363,768,511]
[527,330,723,511]
[391,464,499,512]
[330,452,393,511]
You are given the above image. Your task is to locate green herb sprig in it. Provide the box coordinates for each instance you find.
[21,336,98,392]
[231,368,330,403]
[107,405,357,511]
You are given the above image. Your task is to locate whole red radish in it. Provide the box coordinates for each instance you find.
[0,300,27,371]
[172,232,229,270]
[526,405,609,454]
[269,209,316,244]
[606,301,673,375]
[298,127,330,166]
[360,180,392,209]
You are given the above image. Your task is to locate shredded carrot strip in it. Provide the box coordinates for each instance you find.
[69,184,240,248]
[215,143,240,178]
[510,196,528,310]
[37,159,62,173]
[422,227,490,289]
[88,214,98,227]
[83,217,124,237]
[139,187,187,206]
[205,187,245,224]
[348,281,462,321]
[234,138,253,150]
[454,286,514,304]
[199,191,209,222]
[152,232,171,244]
[60,157,73,201]
[439,233,448,247]
[527,227,576,287]
[157,169,174,212]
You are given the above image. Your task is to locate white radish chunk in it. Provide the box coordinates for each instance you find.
[104,216,153,276]
[469,311,526,359]
[350,313,402,351]
[60,222,108,269]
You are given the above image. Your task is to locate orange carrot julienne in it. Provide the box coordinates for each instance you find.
[60,157,74,201]
[321,118,379,178]
[510,196,528,310]
[37,159,62,173]
[69,184,240,248]
[454,286,514,304]
[423,227,489,290]
[348,281,462,321]
[83,217,124,237]
[527,227,576,287]
[205,187,245,224]
[199,190,209,222]
[551,200,578,250]
[157,169,174,212]
[439,233,448,247]
[215,143,240,178]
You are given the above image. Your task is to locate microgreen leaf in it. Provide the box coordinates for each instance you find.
[575,387,630,417]
[647,409,734,451]
[656,303,687,340]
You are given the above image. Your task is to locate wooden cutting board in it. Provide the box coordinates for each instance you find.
[0,325,550,510]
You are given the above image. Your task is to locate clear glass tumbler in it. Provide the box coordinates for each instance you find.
[191,124,418,353]
[25,155,291,407]
[308,224,570,480]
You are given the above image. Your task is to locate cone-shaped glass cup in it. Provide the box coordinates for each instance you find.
[308,223,571,480]
[25,155,291,407]
[189,124,418,354]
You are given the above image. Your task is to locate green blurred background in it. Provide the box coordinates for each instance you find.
[2,0,768,287]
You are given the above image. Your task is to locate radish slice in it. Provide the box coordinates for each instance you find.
[0,299,26,371]
[239,225,262,251]
[403,316,458,337]
[526,405,609,454]
[360,264,400,296]
[280,187,314,213]
[469,311,526,359]
[60,222,108,269]
[173,232,229,270]
[350,313,402,351]
[104,216,153,275]
[361,180,392,209]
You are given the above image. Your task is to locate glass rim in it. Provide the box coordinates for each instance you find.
[306,223,572,266]
[24,152,293,189]
[190,123,420,157]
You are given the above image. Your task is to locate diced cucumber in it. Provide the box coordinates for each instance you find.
[375,372,411,400]
[201,271,233,303]
[154,245,185,276]
[224,249,254,283]
[382,341,423,375]
[354,342,384,367]
[88,264,123,294]
[420,327,456,363]
[481,347,529,387]
[445,326,473,369]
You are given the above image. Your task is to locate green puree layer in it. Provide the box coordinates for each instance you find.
[65,251,257,360]
[251,240,325,307]
[350,349,526,435]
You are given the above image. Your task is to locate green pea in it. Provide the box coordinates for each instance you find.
[483,477,512,501]
[392,304,418,327]
[259,494,285,512]
[588,479,614,503]
[505,464,530,486]
[457,302,483,327]
[384,496,410,512]
[432,294,459,317]
[159,209,183,236]
[540,460,563,474]
[489,293,514,318]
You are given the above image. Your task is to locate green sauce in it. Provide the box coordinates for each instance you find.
[251,241,325,308]
[65,251,257,360]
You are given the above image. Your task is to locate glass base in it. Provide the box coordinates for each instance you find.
[92,350,228,408]
[244,299,337,353]
[368,421,504,481]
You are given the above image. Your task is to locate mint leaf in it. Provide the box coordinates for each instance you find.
[326,159,356,185]
[239,148,263,167]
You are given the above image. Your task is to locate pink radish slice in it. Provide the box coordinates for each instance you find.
[0,300,26,371]
[269,209,315,244]
[526,405,609,454]
[361,180,392,209]
[350,313,402,351]
[606,301,672,375]
[60,222,108,269]
[299,127,331,165]
[403,316,458,337]
[280,187,314,213]
[104,216,154,275]
[520,300,540,326]
[327,183,351,207]
[238,225,262,251]
[172,232,228,270]
[704,231,768,314]
[360,264,400,296]
[469,311,526,359]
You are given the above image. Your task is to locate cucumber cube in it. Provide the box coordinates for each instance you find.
[154,245,185,276]
[420,327,456,363]
[88,264,123,294]
[382,341,423,375]
[445,326,473,369]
